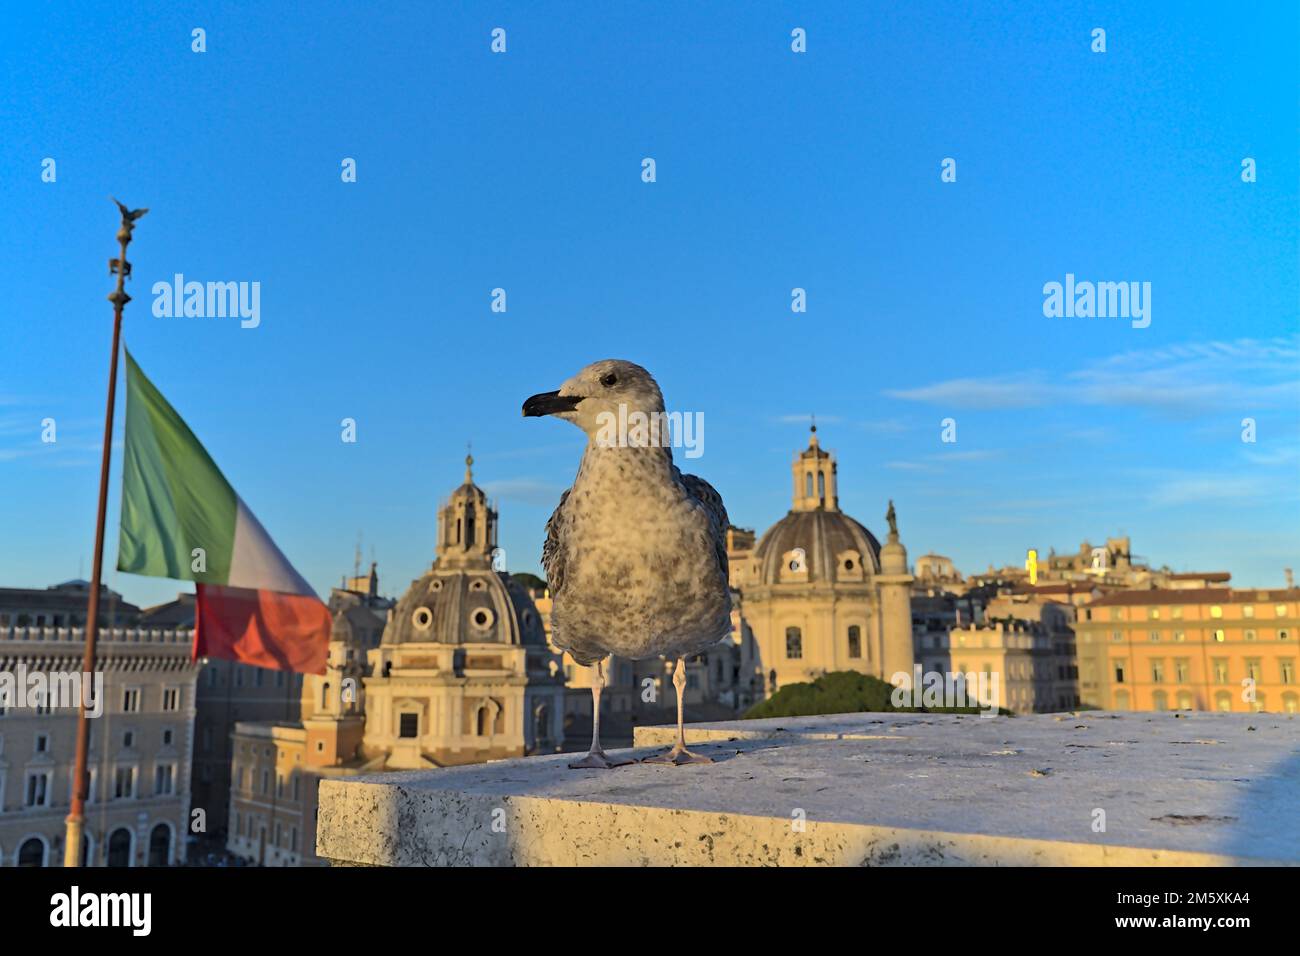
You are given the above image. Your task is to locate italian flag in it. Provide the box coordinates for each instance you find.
[116,348,329,674]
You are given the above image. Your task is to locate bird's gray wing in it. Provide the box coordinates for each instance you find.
[677,470,730,579]
[541,488,572,595]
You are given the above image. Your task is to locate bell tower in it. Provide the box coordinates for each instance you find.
[436,451,498,567]
[791,423,838,512]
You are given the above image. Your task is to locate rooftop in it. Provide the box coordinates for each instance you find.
[316,711,1300,866]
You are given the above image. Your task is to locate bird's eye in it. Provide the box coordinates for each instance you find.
[600,373,618,387]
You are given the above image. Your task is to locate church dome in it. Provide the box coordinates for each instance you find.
[749,425,886,585]
[382,568,547,646]
[753,509,882,584]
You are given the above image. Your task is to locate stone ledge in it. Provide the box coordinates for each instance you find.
[316,712,1300,866]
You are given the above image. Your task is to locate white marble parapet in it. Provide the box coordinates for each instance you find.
[317,711,1300,866]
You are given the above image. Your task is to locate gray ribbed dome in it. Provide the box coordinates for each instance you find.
[753,510,882,584]
[382,568,547,646]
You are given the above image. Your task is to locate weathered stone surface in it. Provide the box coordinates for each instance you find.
[316,712,1300,866]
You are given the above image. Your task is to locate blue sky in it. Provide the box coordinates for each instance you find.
[2,0,1297,609]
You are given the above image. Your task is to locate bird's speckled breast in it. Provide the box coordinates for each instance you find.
[551,447,731,664]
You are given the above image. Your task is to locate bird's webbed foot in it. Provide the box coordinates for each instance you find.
[568,749,634,770]
[641,745,714,766]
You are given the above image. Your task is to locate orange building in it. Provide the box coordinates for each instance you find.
[1077,588,1299,713]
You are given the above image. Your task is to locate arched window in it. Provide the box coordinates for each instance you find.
[464,505,476,547]
[107,828,132,867]
[1152,691,1168,712]
[817,471,825,498]
[321,682,330,711]
[847,626,861,659]
[17,837,45,867]
[1214,691,1232,712]
[805,473,813,497]
[785,627,802,659]
[533,704,550,745]
[1113,690,1130,710]
[148,823,172,867]
[477,706,489,736]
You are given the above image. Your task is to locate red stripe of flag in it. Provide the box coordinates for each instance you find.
[195,584,330,674]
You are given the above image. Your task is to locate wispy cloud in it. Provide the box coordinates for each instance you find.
[886,335,1300,417]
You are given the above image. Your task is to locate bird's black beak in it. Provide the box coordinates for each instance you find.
[522,391,583,418]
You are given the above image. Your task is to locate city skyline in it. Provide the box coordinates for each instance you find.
[3,1,1296,608]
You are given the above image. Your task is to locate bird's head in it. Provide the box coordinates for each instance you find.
[522,360,665,440]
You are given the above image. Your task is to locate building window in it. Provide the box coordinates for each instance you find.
[1171,606,1183,619]
[122,687,141,713]
[1284,694,1299,714]
[261,769,270,795]
[1152,691,1168,711]
[162,687,180,711]
[1245,659,1261,681]
[1215,691,1232,712]
[1243,605,1255,618]
[123,731,134,748]
[163,729,173,746]
[847,626,861,659]
[1213,659,1229,683]
[1277,605,1289,618]
[785,627,803,659]
[1174,630,1186,642]
[1151,660,1164,683]
[1210,606,1223,619]
[155,765,175,796]
[1176,691,1193,710]
[1148,608,1160,620]
[25,771,50,807]
[1113,662,1126,684]
[1110,631,1122,643]
[1149,631,1160,642]
[114,766,136,799]
[1213,629,1225,642]
[35,734,49,753]
[1245,629,1257,641]
[399,713,419,738]
[1174,659,1189,682]
[1280,660,1295,685]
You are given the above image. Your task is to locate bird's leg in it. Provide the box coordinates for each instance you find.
[568,658,632,769]
[642,658,713,765]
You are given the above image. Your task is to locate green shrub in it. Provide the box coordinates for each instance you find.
[743,670,1010,718]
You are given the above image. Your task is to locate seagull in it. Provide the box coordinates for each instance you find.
[523,360,732,769]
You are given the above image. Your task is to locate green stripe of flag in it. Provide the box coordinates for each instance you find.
[116,348,238,583]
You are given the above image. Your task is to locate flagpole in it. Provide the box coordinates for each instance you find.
[64,199,147,867]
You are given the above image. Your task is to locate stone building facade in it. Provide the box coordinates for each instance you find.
[0,619,199,866]
[1077,587,1300,713]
